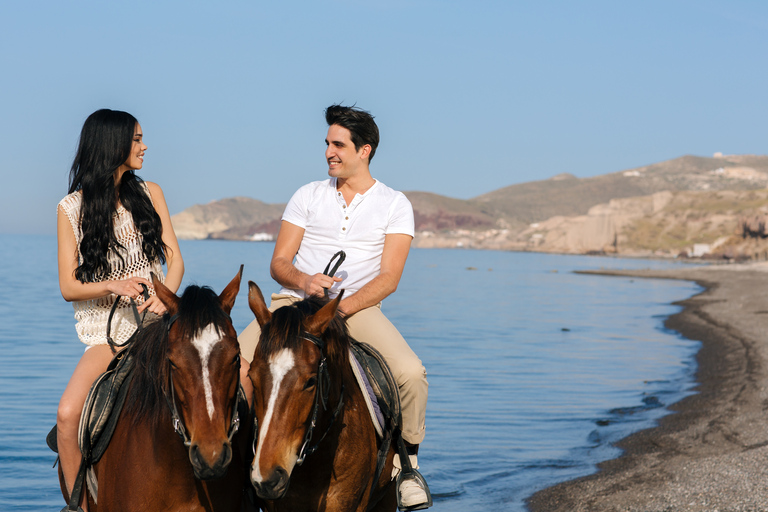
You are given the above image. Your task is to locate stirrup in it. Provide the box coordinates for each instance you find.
[59,507,84,512]
[394,433,432,511]
[396,469,433,511]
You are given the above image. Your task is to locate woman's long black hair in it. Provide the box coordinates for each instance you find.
[68,109,166,283]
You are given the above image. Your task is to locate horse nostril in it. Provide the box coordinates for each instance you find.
[218,442,232,468]
[189,443,201,464]
[252,465,291,499]
[272,466,290,494]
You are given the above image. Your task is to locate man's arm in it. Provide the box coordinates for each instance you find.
[270,220,341,296]
[338,233,412,316]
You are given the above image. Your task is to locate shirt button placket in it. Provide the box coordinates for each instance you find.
[341,206,348,236]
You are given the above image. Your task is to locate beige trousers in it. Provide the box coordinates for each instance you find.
[238,294,428,444]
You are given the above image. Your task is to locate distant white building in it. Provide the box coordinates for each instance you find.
[692,244,710,257]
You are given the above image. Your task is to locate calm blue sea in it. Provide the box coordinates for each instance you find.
[0,235,702,511]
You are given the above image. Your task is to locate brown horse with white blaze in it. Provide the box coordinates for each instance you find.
[246,281,397,512]
[59,269,251,511]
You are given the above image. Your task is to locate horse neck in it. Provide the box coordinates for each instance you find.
[325,339,352,397]
[113,401,191,474]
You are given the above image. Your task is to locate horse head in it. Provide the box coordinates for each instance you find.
[246,281,347,500]
[152,267,244,480]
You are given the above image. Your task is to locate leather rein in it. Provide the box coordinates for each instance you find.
[295,332,345,465]
[251,250,348,466]
[296,249,347,465]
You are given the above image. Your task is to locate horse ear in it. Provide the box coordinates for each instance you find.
[305,290,345,336]
[248,281,271,327]
[219,265,244,315]
[152,272,179,316]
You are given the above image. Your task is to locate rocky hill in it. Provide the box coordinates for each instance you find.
[171,197,284,240]
[171,154,768,260]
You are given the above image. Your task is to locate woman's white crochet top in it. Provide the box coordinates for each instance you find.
[58,187,165,346]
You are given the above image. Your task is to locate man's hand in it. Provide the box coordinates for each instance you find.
[303,273,343,298]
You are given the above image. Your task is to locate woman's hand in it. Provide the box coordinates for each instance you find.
[106,277,153,300]
[137,295,167,315]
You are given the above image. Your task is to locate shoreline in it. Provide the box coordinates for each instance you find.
[527,263,768,511]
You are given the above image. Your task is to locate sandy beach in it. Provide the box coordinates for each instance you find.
[527,262,768,512]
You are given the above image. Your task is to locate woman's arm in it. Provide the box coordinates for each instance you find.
[57,205,151,302]
[146,181,184,293]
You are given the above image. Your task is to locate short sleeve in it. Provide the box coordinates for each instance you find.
[386,193,415,237]
[281,184,312,229]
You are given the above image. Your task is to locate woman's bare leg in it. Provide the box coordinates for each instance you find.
[57,345,115,510]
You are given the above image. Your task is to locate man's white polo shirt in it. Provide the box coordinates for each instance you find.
[279,178,414,299]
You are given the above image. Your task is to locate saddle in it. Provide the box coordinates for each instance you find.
[79,346,135,464]
[349,340,432,510]
[46,348,135,459]
[349,340,400,437]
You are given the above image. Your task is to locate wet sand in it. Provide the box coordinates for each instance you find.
[528,262,768,512]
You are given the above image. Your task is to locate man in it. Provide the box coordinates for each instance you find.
[239,104,430,509]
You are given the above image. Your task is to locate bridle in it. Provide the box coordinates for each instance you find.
[295,331,345,465]
[250,329,345,466]
[295,249,347,464]
[164,313,242,447]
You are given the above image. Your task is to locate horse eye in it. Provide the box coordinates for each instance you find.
[304,377,317,390]
[233,354,240,366]
[168,359,178,370]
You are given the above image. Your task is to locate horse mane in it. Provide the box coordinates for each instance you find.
[257,296,350,372]
[124,285,231,427]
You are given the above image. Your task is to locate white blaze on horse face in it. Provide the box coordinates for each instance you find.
[190,324,222,420]
[252,348,295,483]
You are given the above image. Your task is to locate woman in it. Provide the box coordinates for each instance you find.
[56,109,184,510]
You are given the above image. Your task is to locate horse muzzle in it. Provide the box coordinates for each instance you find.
[251,466,291,500]
[189,440,233,480]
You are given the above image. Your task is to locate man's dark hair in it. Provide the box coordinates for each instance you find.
[325,104,380,162]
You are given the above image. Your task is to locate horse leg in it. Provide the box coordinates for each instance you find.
[367,486,397,512]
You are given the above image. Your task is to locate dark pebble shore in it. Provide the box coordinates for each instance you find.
[528,264,768,512]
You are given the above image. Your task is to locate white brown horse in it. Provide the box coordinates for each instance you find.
[246,282,397,512]
[59,270,250,511]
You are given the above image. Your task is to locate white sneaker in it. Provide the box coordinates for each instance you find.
[398,477,429,509]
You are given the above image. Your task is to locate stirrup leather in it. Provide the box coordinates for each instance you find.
[395,436,432,511]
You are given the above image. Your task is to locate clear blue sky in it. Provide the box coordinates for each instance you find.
[3,0,767,234]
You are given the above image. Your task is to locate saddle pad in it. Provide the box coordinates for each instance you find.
[348,341,402,436]
[349,351,385,437]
